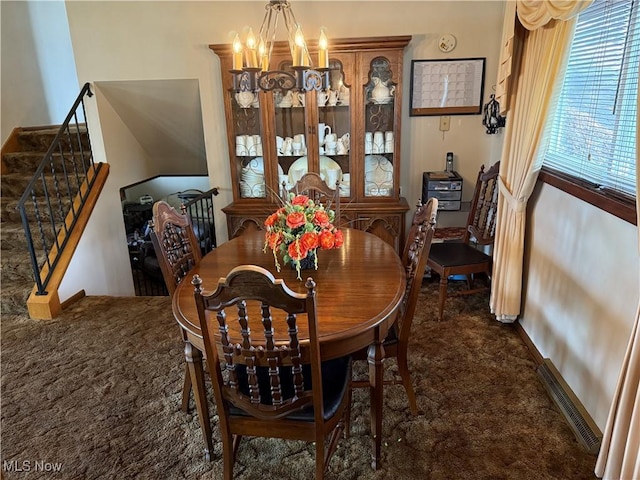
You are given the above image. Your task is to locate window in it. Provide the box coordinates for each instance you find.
[543,0,638,199]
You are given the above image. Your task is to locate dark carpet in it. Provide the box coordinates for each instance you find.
[0,280,597,479]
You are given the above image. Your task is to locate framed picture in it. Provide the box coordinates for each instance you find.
[409,58,486,116]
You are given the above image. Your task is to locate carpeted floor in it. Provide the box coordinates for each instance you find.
[1,280,597,479]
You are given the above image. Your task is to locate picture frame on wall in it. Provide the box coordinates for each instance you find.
[409,57,486,116]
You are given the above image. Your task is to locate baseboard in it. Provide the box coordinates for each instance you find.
[537,359,602,454]
[514,322,601,454]
[61,290,86,309]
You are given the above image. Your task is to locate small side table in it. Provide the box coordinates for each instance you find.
[422,171,463,211]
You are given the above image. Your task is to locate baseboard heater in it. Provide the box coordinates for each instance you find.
[536,358,602,454]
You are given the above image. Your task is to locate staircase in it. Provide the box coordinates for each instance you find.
[1,122,108,318]
[1,127,68,315]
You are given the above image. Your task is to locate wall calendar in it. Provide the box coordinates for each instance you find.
[409,58,486,116]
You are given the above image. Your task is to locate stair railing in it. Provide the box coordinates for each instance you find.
[17,82,103,296]
[179,187,220,256]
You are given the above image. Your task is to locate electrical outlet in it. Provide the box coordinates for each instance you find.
[439,116,451,131]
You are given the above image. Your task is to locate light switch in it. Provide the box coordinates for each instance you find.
[439,116,450,131]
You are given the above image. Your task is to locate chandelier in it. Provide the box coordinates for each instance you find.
[230,0,329,93]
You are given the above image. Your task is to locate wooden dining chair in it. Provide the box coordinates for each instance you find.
[149,200,213,460]
[286,172,341,222]
[426,161,500,321]
[352,198,438,415]
[192,265,352,480]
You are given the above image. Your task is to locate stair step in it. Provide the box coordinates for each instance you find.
[17,126,89,153]
[2,171,88,199]
[1,223,57,251]
[1,196,72,224]
[2,151,91,176]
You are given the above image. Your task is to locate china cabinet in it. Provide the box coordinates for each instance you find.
[209,36,411,252]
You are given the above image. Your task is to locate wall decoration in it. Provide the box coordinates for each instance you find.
[409,58,486,116]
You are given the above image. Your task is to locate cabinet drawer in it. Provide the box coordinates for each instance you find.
[427,180,462,191]
[427,190,462,201]
[437,200,461,211]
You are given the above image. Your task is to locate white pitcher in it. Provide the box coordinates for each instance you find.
[318,124,331,146]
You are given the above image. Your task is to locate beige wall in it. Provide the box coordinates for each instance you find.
[522,183,639,429]
[1,1,79,141]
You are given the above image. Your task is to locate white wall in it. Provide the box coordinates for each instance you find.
[522,183,639,429]
[1,1,78,142]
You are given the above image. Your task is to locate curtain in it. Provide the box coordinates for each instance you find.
[495,1,516,114]
[594,70,640,480]
[490,0,591,322]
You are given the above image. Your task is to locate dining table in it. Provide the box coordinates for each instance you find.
[172,227,406,469]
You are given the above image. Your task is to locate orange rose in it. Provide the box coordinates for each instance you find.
[300,231,319,251]
[290,195,310,206]
[318,230,335,249]
[313,210,331,228]
[286,212,306,229]
[266,231,282,249]
[333,229,343,248]
[288,240,308,260]
[264,212,279,227]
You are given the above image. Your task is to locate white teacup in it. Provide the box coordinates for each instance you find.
[235,135,248,156]
[372,131,385,154]
[364,132,373,154]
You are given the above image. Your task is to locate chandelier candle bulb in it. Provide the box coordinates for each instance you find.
[245,28,258,68]
[232,34,243,70]
[318,29,328,69]
[294,26,308,67]
[258,37,269,71]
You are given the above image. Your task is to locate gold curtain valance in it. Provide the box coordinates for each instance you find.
[517,0,594,30]
[495,0,592,113]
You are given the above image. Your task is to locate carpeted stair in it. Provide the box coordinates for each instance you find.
[1,127,90,315]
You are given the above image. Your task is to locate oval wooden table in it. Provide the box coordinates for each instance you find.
[173,228,406,469]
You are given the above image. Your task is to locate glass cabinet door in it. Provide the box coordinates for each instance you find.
[320,58,351,198]
[363,56,396,198]
[272,59,309,199]
[231,89,266,199]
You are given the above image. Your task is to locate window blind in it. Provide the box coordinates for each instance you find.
[544,0,638,197]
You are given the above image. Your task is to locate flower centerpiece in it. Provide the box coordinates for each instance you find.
[264,193,343,280]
